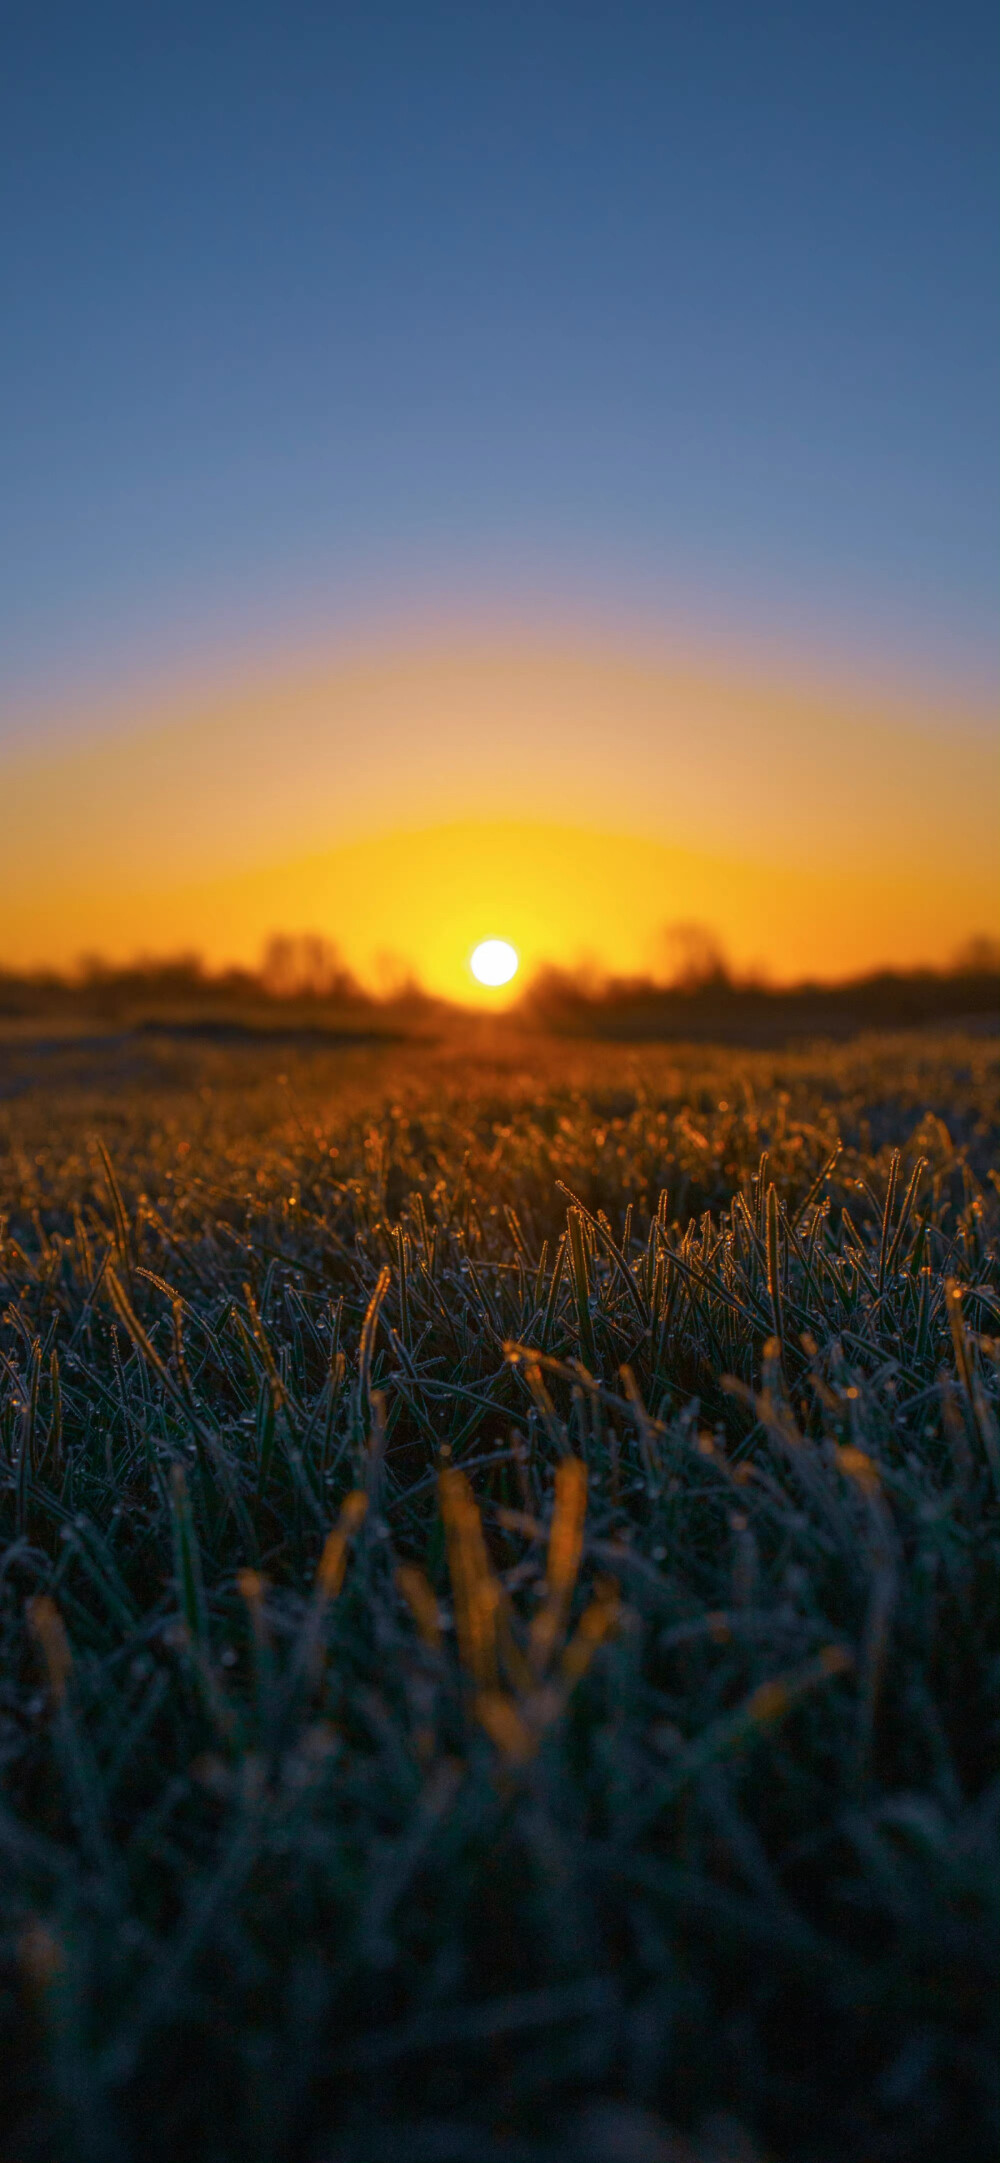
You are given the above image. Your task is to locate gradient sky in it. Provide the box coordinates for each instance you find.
[5,0,998,709]
[2,1,997,989]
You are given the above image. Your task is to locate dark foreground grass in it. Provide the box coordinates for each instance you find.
[0,1028,997,2163]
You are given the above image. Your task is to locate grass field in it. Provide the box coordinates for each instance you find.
[0,1025,997,2163]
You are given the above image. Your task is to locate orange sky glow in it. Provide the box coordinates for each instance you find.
[2,635,996,1002]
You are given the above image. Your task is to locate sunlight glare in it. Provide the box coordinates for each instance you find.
[470,938,519,987]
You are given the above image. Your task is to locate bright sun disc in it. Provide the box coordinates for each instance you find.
[470,938,519,987]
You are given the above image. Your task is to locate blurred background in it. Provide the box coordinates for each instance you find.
[2,0,997,1001]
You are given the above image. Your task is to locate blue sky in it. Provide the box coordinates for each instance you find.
[3,0,997,732]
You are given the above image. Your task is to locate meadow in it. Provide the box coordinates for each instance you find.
[0,1023,997,2163]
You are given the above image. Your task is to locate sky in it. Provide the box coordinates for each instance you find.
[2,0,997,992]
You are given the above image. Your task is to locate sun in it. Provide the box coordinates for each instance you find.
[470,938,519,987]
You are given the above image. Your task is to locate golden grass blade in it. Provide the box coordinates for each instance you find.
[27,1595,72,1705]
[560,1576,620,1688]
[315,1490,368,1602]
[530,1455,587,1673]
[474,1689,537,1764]
[396,1562,442,1650]
[359,1265,391,1417]
[439,1466,501,1689]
